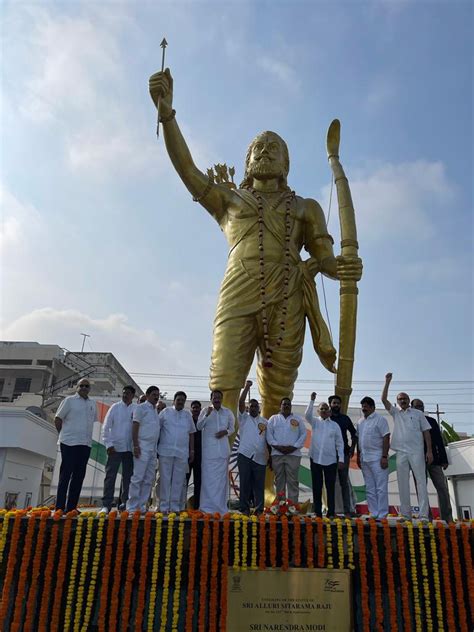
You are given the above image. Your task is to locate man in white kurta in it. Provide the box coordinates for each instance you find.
[158,391,195,512]
[127,386,161,513]
[356,397,391,519]
[267,398,307,503]
[197,390,235,514]
[382,373,433,520]
[305,394,344,517]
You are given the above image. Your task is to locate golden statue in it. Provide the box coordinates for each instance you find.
[149,69,362,419]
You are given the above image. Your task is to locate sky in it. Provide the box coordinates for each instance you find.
[1,1,472,429]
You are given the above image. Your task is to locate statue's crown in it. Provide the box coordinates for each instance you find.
[207,163,236,189]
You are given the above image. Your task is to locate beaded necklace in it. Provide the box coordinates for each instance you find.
[250,187,295,368]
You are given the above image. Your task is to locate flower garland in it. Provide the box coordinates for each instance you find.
[304,516,314,568]
[24,510,49,632]
[73,513,95,632]
[258,513,266,569]
[324,518,333,569]
[0,510,11,567]
[134,512,152,632]
[97,511,117,632]
[219,514,231,631]
[250,188,295,367]
[148,513,163,631]
[369,519,384,631]
[250,515,258,570]
[198,514,211,631]
[381,519,397,632]
[281,515,289,571]
[356,519,370,632]
[108,511,128,632]
[395,522,412,632]
[292,516,301,567]
[316,517,324,568]
[335,519,344,569]
[241,514,249,570]
[437,523,455,632]
[233,513,241,570]
[50,513,74,632]
[172,512,187,632]
[345,518,354,570]
[38,510,62,632]
[460,523,474,616]
[208,514,220,632]
[269,515,277,568]
[121,511,140,632]
[448,523,468,631]
[161,512,176,631]
[0,511,23,624]
[64,512,84,631]
[406,521,422,632]
[81,512,105,632]
[417,522,433,632]
[427,522,444,632]
[10,508,38,632]
[185,512,198,631]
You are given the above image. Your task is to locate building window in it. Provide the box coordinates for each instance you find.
[13,377,32,398]
[24,492,32,509]
[0,379,4,395]
[4,492,19,510]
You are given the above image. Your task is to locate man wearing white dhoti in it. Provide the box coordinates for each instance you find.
[126,386,160,513]
[356,397,391,519]
[158,391,195,512]
[197,390,235,514]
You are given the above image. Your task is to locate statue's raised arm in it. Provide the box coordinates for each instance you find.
[149,69,233,221]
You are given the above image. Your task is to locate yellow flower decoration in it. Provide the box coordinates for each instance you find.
[345,518,355,570]
[250,515,258,570]
[428,522,444,631]
[64,513,84,630]
[406,521,422,631]
[233,514,241,570]
[148,513,163,631]
[335,518,344,569]
[324,518,333,569]
[160,513,176,630]
[241,515,249,571]
[171,513,186,631]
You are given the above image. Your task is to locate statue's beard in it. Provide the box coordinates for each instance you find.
[247,158,284,181]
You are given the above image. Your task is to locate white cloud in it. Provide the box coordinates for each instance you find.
[322,160,456,242]
[0,185,45,254]
[257,55,298,86]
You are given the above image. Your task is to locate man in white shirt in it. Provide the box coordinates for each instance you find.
[305,394,344,517]
[197,390,235,514]
[237,380,268,514]
[382,373,433,521]
[267,397,307,504]
[54,378,96,512]
[157,391,196,513]
[99,386,137,514]
[126,385,161,513]
[356,397,391,519]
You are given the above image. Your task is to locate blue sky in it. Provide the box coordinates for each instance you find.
[1,1,472,428]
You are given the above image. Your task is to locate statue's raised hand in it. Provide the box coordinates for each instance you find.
[149,68,174,117]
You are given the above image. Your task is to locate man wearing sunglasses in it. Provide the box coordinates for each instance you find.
[54,378,97,512]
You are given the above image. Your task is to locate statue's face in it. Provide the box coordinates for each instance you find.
[247,133,286,181]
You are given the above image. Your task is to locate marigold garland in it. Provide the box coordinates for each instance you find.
[134,512,152,632]
[345,518,354,570]
[250,515,258,570]
[417,522,433,632]
[81,512,105,632]
[0,510,11,567]
[219,514,231,631]
[281,515,289,571]
[120,511,140,632]
[356,519,370,632]
[208,514,220,632]
[292,516,301,567]
[437,523,455,632]
[0,511,23,625]
[258,513,266,569]
[316,517,324,568]
[97,511,117,632]
[38,510,62,632]
[24,510,49,632]
[108,511,128,632]
[335,518,344,569]
[304,516,314,568]
[233,514,241,570]
[10,508,38,632]
[63,512,85,631]
[185,512,198,631]
[395,522,412,632]
[269,515,277,568]
[148,513,164,631]
[448,522,468,631]
[460,523,474,616]
[198,514,211,631]
[170,512,187,631]
[73,513,95,632]
[406,521,422,632]
[427,522,444,632]
[241,514,249,570]
[324,518,333,569]
[50,512,74,632]
[161,512,176,631]
[369,519,384,631]
[381,519,398,632]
